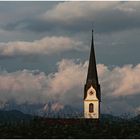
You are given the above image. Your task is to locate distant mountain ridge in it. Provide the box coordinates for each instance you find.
[0,101,82,117]
[0,102,139,121]
[1,109,139,124]
[0,110,33,123]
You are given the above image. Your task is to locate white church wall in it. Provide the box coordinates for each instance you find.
[84,100,99,119]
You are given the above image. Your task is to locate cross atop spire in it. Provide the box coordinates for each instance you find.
[86,29,99,85]
[91,29,93,46]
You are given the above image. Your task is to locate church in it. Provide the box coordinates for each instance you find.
[84,30,101,119]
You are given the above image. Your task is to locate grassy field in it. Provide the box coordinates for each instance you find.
[0,116,140,139]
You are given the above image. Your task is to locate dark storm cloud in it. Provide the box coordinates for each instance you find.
[3,18,52,32]
[3,2,140,34]
[1,1,140,116]
[0,2,56,23]
[1,1,140,68]
[0,1,59,33]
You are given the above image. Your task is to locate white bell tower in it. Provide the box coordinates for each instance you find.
[84,86,99,119]
[84,30,101,119]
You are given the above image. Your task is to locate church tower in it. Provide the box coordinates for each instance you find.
[84,30,101,119]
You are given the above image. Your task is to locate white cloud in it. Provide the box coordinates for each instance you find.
[0,59,87,105]
[0,59,140,115]
[47,59,87,96]
[0,36,84,57]
[41,2,140,25]
[39,1,140,34]
[99,64,140,97]
[41,2,119,23]
[49,61,140,98]
[0,69,48,104]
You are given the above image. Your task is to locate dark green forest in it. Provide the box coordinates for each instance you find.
[0,110,140,138]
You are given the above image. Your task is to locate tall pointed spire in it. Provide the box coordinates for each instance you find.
[86,29,99,85]
[84,30,101,119]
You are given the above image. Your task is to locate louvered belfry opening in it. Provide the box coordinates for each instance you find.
[89,103,94,113]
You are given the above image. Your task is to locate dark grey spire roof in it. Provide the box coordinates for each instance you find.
[86,30,99,85]
[84,30,101,101]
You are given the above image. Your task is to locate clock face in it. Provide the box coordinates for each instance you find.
[89,88,96,96]
[89,91,94,95]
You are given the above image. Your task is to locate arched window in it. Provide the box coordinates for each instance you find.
[89,103,94,113]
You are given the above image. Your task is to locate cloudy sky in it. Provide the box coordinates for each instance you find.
[0,1,140,116]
